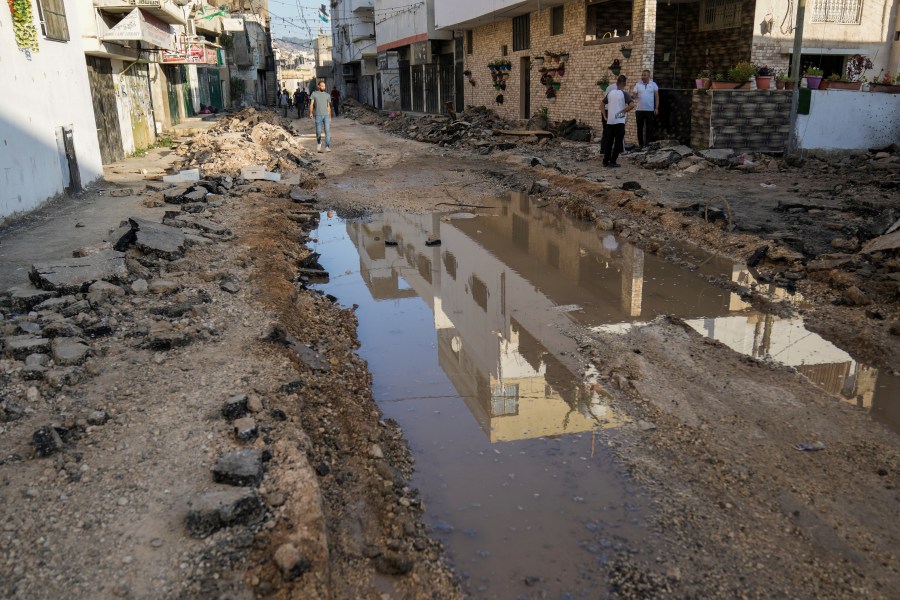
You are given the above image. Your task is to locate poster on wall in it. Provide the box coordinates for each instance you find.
[162,44,219,65]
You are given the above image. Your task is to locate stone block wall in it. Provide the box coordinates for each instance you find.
[463,0,654,142]
[691,89,792,151]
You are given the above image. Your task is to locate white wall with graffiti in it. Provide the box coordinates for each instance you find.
[379,51,402,111]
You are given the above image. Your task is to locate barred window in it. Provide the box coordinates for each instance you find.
[699,0,742,32]
[36,0,70,42]
[811,0,863,24]
[466,29,473,55]
[512,14,530,51]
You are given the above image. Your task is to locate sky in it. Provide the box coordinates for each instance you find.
[266,0,330,44]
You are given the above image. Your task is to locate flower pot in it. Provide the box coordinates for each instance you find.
[826,81,862,91]
[488,65,496,72]
[621,48,631,59]
[552,82,561,90]
[805,75,822,89]
[710,81,740,89]
[534,57,544,65]
[610,66,621,76]
[755,76,773,90]
[775,80,785,90]
[695,79,704,89]
[599,83,609,91]
[784,81,795,90]
[869,83,900,94]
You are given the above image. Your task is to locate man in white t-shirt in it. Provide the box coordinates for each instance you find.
[632,70,660,148]
[602,75,635,167]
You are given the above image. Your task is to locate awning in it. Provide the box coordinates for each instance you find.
[102,8,174,51]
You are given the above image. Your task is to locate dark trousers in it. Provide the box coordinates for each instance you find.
[635,110,655,147]
[332,100,340,116]
[602,123,625,165]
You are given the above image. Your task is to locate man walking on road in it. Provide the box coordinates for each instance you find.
[633,70,660,149]
[310,80,332,153]
[602,75,635,168]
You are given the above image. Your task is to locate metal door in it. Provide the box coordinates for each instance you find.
[208,73,223,110]
[180,65,195,117]
[439,54,454,115]
[400,60,411,111]
[85,56,124,164]
[163,65,181,126]
[454,37,465,112]
[411,65,424,113]
[424,64,439,114]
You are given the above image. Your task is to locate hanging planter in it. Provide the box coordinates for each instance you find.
[496,94,504,105]
[559,52,570,62]
[552,82,561,91]
[621,45,632,59]
[540,74,553,86]
[534,56,545,65]
[609,59,622,76]
[8,0,40,53]
[556,65,565,77]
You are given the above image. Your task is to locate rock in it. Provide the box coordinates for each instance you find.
[109,188,132,197]
[374,553,414,575]
[32,426,64,457]
[212,449,263,487]
[16,321,41,335]
[45,366,83,387]
[290,189,317,204]
[51,337,90,366]
[637,420,658,431]
[684,163,706,174]
[700,148,734,166]
[148,279,181,294]
[529,179,550,194]
[843,286,871,306]
[645,150,679,168]
[61,300,91,318]
[247,394,264,413]
[234,417,258,441]
[671,145,694,157]
[129,218,186,260]
[87,281,125,303]
[222,395,249,420]
[1,400,25,422]
[29,250,128,293]
[621,181,642,191]
[220,280,240,294]
[131,279,149,294]
[182,189,207,203]
[4,336,51,359]
[145,325,191,351]
[25,386,40,402]
[87,410,109,425]
[369,444,384,459]
[185,487,266,538]
[274,543,311,581]
[25,353,50,368]
[184,217,230,236]
[6,286,57,312]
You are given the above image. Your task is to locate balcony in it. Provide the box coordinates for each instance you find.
[349,0,374,14]
[93,0,188,25]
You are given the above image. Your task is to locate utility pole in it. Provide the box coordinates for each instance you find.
[786,0,806,157]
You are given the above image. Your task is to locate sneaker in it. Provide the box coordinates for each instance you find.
[608,162,621,168]
[326,146,331,152]
[316,142,322,152]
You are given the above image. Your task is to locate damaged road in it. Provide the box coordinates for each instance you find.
[1,104,897,599]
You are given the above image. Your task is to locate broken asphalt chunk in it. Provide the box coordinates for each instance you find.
[128,218,186,259]
[29,250,127,293]
[186,487,266,538]
[32,426,64,457]
[222,395,249,420]
[212,449,264,487]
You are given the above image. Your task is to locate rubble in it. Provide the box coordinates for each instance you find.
[185,487,266,538]
[29,250,128,293]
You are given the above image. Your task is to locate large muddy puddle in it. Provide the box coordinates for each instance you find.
[310,193,898,596]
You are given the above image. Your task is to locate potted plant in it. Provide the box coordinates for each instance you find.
[803,65,824,89]
[597,76,610,91]
[727,61,756,88]
[695,69,712,89]
[552,81,562,91]
[609,59,621,76]
[776,73,798,90]
[822,74,861,91]
[754,64,775,89]
[540,73,553,86]
[545,50,561,64]
[534,55,545,66]
[870,71,900,93]
[556,65,566,77]
[621,45,632,59]
[710,73,739,89]
[463,69,471,77]
[546,88,557,101]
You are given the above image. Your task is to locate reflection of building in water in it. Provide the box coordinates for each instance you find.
[345,193,893,436]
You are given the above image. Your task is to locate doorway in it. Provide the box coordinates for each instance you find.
[520,56,530,120]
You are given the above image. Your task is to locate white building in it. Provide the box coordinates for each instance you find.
[330,0,377,103]
[0,0,103,219]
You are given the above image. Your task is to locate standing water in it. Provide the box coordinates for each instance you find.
[309,194,898,597]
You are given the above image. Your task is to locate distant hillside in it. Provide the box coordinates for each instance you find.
[274,36,315,52]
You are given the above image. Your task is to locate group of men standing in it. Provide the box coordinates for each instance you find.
[600,69,660,167]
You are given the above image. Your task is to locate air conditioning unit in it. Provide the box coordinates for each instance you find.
[341,65,353,76]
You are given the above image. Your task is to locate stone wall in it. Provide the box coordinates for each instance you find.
[691,89,792,151]
[463,0,653,141]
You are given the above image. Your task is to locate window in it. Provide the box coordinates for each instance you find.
[36,0,70,42]
[699,0,743,31]
[490,384,519,417]
[466,30,473,55]
[512,14,530,51]
[550,5,564,36]
[811,0,863,24]
[585,0,633,42]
